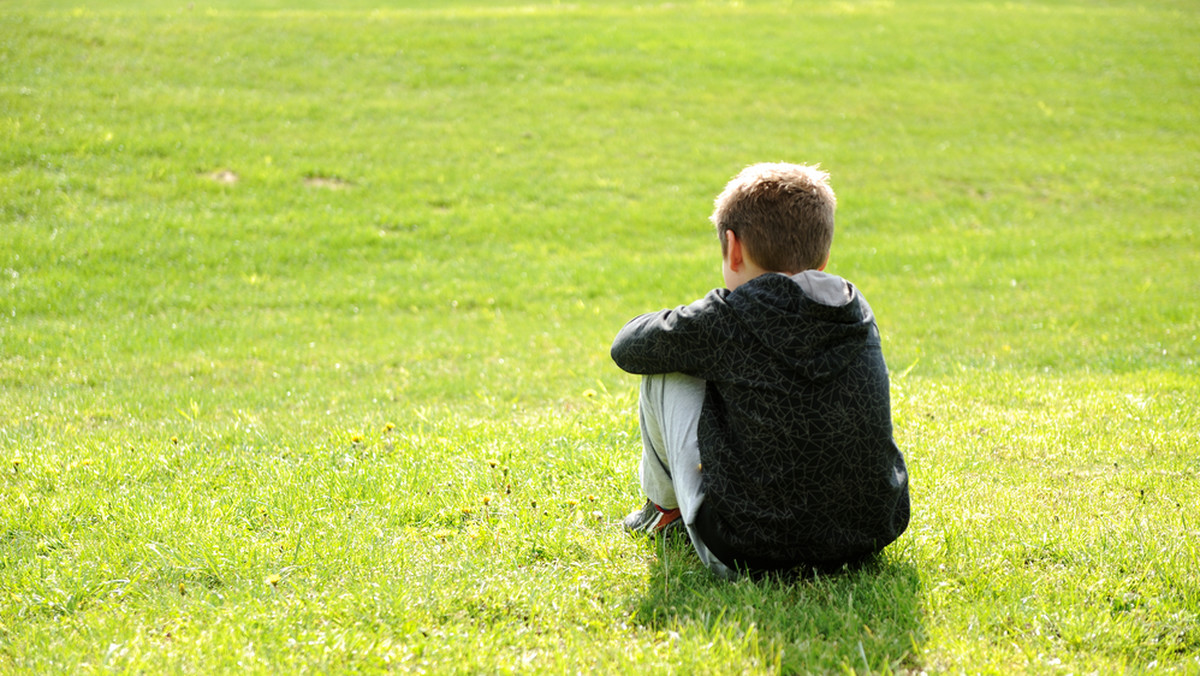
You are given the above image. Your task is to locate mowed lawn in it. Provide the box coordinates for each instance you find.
[2,0,1198,673]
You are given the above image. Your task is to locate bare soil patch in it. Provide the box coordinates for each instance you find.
[204,169,239,184]
[304,175,352,190]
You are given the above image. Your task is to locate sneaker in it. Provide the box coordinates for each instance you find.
[622,499,683,536]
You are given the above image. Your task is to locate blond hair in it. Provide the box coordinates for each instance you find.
[710,163,836,273]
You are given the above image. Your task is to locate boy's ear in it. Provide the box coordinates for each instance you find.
[817,252,829,272]
[726,230,744,271]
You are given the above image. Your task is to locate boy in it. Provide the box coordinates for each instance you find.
[611,163,910,578]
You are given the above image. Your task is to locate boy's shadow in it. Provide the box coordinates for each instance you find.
[629,537,924,674]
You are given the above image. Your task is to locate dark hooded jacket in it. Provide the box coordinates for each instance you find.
[611,271,909,569]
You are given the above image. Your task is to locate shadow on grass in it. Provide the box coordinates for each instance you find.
[631,537,924,674]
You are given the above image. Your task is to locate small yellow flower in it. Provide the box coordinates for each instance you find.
[11,457,21,471]
[170,436,179,445]
[482,495,493,506]
[265,574,281,588]
[384,422,395,432]
[350,433,363,444]
[582,389,597,398]
[487,458,499,468]
[565,499,579,507]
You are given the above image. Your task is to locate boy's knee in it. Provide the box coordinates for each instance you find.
[648,372,705,397]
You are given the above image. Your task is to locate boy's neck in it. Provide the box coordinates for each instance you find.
[720,230,827,290]
[724,261,829,292]
[724,261,772,291]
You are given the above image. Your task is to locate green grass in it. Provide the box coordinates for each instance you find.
[2,0,1198,672]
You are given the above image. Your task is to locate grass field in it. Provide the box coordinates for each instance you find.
[2,0,1199,672]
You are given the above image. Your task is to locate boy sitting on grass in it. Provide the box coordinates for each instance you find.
[612,163,910,579]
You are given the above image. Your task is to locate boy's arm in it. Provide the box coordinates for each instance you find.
[610,289,732,376]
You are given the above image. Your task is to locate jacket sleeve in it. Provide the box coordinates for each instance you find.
[610,289,733,377]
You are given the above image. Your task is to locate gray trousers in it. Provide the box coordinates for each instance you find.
[638,373,735,579]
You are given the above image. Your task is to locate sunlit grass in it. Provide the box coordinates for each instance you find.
[2,0,1198,672]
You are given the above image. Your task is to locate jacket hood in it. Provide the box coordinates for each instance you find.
[724,271,879,382]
